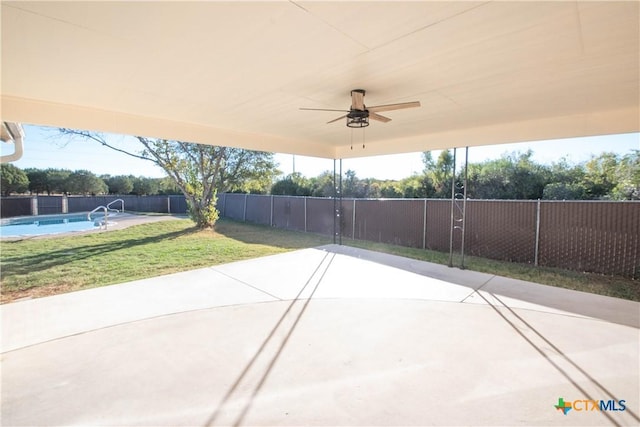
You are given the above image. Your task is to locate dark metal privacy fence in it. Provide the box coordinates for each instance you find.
[0,195,188,217]
[218,194,640,278]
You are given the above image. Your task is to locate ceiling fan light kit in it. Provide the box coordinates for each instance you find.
[346,111,369,128]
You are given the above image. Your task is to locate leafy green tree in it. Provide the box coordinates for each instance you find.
[47,169,72,194]
[25,168,49,194]
[582,152,618,199]
[467,151,549,199]
[66,170,108,195]
[131,176,160,195]
[0,163,29,196]
[611,150,639,200]
[343,169,370,198]
[400,174,435,198]
[421,151,435,173]
[271,173,312,196]
[103,175,134,195]
[157,177,182,195]
[542,158,587,200]
[309,171,335,197]
[59,129,278,228]
[426,150,454,197]
[378,180,403,198]
[542,182,588,200]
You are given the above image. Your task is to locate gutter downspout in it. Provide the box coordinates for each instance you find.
[1,122,25,163]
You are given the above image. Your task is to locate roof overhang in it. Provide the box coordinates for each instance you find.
[1,1,638,159]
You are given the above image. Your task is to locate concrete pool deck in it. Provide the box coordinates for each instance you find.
[1,245,639,426]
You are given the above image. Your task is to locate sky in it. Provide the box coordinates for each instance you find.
[2,125,638,181]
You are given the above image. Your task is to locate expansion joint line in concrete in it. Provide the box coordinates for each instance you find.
[459,275,495,303]
[209,267,282,300]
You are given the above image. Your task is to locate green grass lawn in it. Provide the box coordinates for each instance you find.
[0,218,331,303]
[1,218,638,303]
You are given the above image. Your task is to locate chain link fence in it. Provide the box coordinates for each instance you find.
[218,194,640,278]
[3,193,637,278]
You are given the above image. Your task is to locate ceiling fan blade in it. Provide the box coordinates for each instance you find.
[369,112,391,123]
[351,90,365,110]
[300,108,350,112]
[327,115,348,124]
[367,101,421,113]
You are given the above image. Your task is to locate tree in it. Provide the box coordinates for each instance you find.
[421,151,435,173]
[542,158,587,200]
[157,177,182,195]
[131,176,160,196]
[25,168,49,194]
[426,150,454,197]
[46,169,72,195]
[343,169,368,198]
[66,170,108,195]
[0,163,29,196]
[271,173,312,196]
[309,171,335,197]
[103,175,134,195]
[59,129,278,228]
[400,174,435,198]
[582,152,618,199]
[611,150,640,200]
[467,151,550,199]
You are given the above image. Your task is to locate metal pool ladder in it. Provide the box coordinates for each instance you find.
[107,199,124,214]
[88,206,109,230]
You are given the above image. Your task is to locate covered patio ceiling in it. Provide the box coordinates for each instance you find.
[1,1,638,159]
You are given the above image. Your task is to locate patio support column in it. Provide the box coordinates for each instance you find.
[422,198,427,249]
[448,148,457,268]
[333,159,337,244]
[460,146,469,269]
[339,158,343,245]
[352,199,356,240]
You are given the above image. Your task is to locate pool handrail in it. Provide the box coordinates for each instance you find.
[107,199,124,214]
[88,205,109,230]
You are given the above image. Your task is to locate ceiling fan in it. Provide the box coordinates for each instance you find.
[300,89,420,128]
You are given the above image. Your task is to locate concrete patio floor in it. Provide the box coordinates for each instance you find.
[1,245,638,426]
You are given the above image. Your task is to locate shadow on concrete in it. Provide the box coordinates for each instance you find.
[480,291,640,426]
[204,252,336,427]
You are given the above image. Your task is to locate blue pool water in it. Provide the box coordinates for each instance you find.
[0,213,115,238]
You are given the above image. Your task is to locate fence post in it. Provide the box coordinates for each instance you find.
[270,195,274,227]
[423,198,427,249]
[167,196,171,214]
[534,199,541,266]
[62,195,68,214]
[31,196,38,216]
[352,199,356,239]
[243,194,248,222]
[222,193,227,218]
[304,197,308,232]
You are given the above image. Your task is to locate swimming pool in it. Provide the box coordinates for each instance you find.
[0,213,117,238]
